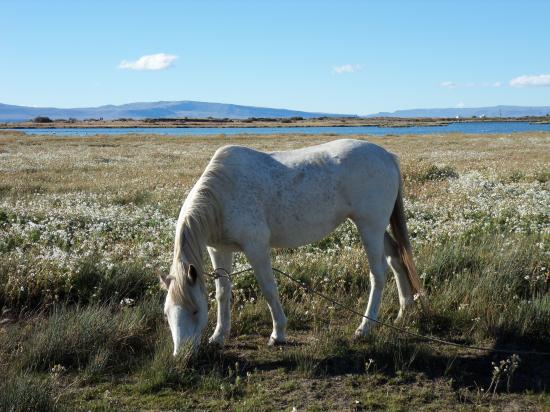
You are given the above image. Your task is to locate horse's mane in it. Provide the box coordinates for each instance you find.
[168,151,233,308]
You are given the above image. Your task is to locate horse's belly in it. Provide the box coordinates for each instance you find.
[264,170,350,248]
[269,226,340,248]
[267,208,348,248]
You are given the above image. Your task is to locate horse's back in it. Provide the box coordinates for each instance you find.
[270,138,391,165]
[270,139,400,205]
[212,139,396,178]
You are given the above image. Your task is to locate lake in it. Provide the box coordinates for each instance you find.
[7,121,550,136]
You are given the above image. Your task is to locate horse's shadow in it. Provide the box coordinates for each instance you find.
[222,331,549,395]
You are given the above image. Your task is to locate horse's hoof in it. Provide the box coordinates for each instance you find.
[208,334,225,347]
[268,336,286,346]
[353,328,369,341]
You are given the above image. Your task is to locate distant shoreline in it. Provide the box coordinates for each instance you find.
[1,116,549,129]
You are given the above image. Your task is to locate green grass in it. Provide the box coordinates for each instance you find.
[1,238,547,410]
[416,233,549,345]
[9,299,161,374]
[0,373,58,412]
[1,232,547,410]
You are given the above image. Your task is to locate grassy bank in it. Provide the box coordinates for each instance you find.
[0,132,548,410]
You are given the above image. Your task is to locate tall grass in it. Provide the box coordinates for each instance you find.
[14,299,161,374]
[416,233,549,346]
[0,373,57,412]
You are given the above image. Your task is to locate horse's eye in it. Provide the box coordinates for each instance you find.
[192,310,198,316]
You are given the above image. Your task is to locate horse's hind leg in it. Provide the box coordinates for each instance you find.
[207,247,233,346]
[384,232,413,322]
[354,221,388,338]
[242,243,287,345]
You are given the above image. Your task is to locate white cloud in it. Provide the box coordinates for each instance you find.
[333,64,362,74]
[510,74,550,87]
[118,53,178,71]
[456,101,465,108]
[440,81,457,88]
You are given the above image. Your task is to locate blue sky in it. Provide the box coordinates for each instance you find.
[1,0,549,115]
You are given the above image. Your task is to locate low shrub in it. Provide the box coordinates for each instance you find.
[422,164,459,182]
[32,116,53,123]
[406,163,459,183]
[0,373,57,412]
[19,299,161,373]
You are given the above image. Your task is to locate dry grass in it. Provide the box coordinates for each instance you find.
[0,131,548,411]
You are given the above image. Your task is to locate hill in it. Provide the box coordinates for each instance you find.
[0,101,354,122]
[367,105,550,118]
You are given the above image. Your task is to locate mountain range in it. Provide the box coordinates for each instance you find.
[0,101,549,122]
[367,105,550,118]
[0,101,351,122]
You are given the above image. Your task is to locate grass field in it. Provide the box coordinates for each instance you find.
[0,131,549,411]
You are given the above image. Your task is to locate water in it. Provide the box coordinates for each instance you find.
[6,121,550,136]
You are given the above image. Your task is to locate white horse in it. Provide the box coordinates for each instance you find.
[160,139,423,354]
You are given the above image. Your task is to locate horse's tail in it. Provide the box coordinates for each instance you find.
[389,158,427,305]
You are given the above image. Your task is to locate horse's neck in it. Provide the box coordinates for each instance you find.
[187,184,222,241]
[180,217,206,270]
[178,178,223,272]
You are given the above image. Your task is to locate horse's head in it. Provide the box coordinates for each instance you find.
[160,263,208,355]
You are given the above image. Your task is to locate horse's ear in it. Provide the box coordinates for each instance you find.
[159,274,174,290]
[187,264,198,285]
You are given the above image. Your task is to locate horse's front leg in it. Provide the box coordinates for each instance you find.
[243,244,287,345]
[207,247,233,346]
